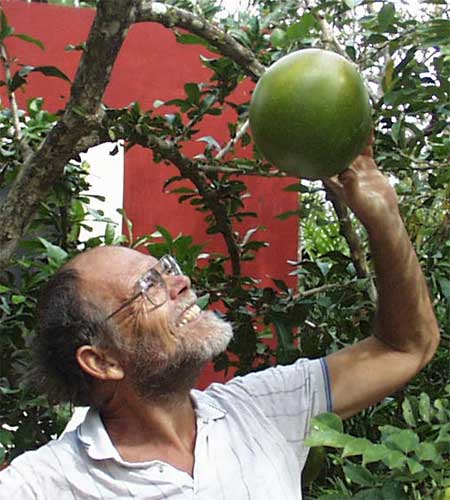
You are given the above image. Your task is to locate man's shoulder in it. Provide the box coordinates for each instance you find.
[0,431,81,496]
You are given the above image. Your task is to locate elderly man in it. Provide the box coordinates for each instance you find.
[0,144,440,499]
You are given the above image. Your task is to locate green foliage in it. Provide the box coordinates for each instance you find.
[305,389,450,498]
[0,95,121,461]
[0,4,449,499]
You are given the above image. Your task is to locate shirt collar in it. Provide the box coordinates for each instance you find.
[77,408,123,462]
[191,388,227,422]
[76,389,226,462]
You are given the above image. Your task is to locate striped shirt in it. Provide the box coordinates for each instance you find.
[0,357,332,499]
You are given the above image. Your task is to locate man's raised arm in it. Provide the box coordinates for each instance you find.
[323,141,440,419]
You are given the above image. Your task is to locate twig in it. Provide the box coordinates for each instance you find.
[325,187,378,303]
[0,45,33,160]
[198,164,284,177]
[295,281,356,299]
[215,119,250,160]
[121,130,243,276]
[136,2,265,81]
[303,0,378,104]
[303,0,346,57]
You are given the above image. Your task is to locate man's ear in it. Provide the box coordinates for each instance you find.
[76,345,124,381]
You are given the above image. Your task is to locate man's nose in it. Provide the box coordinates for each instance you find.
[167,274,191,300]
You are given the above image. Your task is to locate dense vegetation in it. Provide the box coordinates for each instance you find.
[0,0,449,497]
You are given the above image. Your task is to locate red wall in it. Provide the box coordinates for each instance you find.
[1,1,299,386]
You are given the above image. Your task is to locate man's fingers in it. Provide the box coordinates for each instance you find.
[323,176,344,199]
[361,131,375,158]
[338,166,359,185]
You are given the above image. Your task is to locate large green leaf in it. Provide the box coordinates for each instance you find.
[418,393,432,423]
[383,429,420,454]
[12,33,45,49]
[378,3,396,32]
[343,464,375,487]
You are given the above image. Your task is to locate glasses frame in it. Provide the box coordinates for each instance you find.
[104,254,182,322]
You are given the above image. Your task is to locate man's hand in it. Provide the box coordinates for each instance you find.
[323,140,399,233]
[322,137,440,419]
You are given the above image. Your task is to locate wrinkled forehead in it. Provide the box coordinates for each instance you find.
[67,246,157,305]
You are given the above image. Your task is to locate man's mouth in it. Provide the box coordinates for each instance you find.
[176,304,202,328]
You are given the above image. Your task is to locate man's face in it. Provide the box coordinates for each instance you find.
[73,246,232,398]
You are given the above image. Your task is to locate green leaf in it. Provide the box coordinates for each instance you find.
[270,28,286,48]
[0,9,14,41]
[12,33,45,50]
[341,437,388,464]
[342,437,372,457]
[286,13,316,41]
[343,464,375,487]
[0,429,13,446]
[155,225,174,244]
[311,412,344,433]
[272,317,296,362]
[415,442,439,462]
[344,0,363,7]
[9,65,70,92]
[406,457,424,474]
[418,392,431,423]
[384,429,420,454]
[381,480,409,500]
[176,33,217,52]
[378,3,396,32]
[353,490,384,500]
[362,443,389,465]
[11,294,26,305]
[402,398,416,427]
[153,99,165,108]
[305,427,348,448]
[31,65,71,83]
[196,294,210,310]
[0,285,10,294]
[104,223,116,245]
[276,209,302,220]
[38,237,69,265]
[438,277,450,302]
[283,182,313,194]
[184,83,200,105]
[383,449,406,469]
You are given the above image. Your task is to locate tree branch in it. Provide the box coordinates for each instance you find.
[215,119,250,161]
[135,2,265,81]
[124,132,242,277]
[0,0,138,271]
[325,187,378,303]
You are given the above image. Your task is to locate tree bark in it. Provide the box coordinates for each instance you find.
[0,0,138,270]
[136,2,265,81]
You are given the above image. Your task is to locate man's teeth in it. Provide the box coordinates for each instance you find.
[177,304,201,327]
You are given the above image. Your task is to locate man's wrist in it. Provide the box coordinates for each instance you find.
[365,210,404,241]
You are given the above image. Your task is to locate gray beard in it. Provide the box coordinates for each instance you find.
[129,355,206,400]
[127,312,233,400]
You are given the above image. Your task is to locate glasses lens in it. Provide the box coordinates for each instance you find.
[139,255,182,306]
[159,255,182,276]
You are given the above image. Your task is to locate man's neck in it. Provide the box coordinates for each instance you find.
[100,389,197,475]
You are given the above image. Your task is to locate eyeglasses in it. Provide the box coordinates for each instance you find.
[105,255,182,321]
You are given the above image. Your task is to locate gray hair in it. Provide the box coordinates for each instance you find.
[29,267,123,407]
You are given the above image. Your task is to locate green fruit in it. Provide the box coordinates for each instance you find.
[249,48,372,180]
